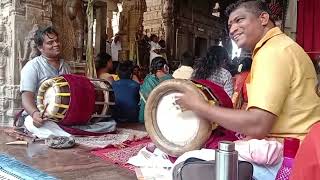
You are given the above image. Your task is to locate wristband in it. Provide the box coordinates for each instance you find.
[31,110,39,118]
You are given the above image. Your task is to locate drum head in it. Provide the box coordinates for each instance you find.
[43,86,59,116]
[145,79,213,157]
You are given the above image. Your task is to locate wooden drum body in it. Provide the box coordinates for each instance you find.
[145,79,233,157]
[37,74,114,126]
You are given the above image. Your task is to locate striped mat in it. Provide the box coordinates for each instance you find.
[0,154,56,180]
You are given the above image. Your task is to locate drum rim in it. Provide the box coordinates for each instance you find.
[37,76,69,121]
[145,79,213,157]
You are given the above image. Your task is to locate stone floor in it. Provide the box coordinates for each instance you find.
[0,123,145,180]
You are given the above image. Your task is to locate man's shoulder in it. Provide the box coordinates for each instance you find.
[22,56,42,71]
[255,35,295,60]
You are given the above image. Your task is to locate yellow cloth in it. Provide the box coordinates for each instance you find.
[99,73,120,81]
[172,66,194,79]
[247,27,320,140]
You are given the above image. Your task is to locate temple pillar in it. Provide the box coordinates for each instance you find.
[0,0,53,126]
[106,0,118,40]
[106,11,113,40]
[118,0,146,62]
[95,2,107,55]
[162,0,175,61]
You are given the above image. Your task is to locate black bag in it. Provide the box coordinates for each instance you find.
[172,158,253,180]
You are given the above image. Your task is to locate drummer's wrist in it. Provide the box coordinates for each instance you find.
[31,110,40,118]
[194,101,208,113]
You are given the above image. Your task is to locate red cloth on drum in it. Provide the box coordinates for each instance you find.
[192,80,237,149]
[60,74,96,126]
[193,79,233,108]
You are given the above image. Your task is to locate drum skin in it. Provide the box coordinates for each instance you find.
[145,79,213,157]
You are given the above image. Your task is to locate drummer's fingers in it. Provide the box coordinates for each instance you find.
[174,94,185,102]
[174,96,182,105]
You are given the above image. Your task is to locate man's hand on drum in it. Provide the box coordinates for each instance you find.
[175,91,206,112]
[32,111,48,127]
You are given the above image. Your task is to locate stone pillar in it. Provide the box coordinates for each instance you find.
[106,0,118,39]
[0,0,53,126]
[162,0,175,61]
[118,0,146,62]
[106,12,113,40]
[95,2,107,55]
[66,0,85,62]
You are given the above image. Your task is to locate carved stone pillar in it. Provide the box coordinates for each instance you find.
[162,0,175,61]
[106,12,113,40]
[95,2,107,55]
[66,0,85,62]
[0,0,53,126]
[118,0,146,62]
[106,0,118,40]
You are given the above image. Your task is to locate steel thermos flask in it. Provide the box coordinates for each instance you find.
[215,141,238,180]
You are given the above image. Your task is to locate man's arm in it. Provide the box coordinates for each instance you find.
[20,61,46,127]
[21,91,45,127]
[194,102,276,139]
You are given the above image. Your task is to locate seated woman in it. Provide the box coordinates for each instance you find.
[95,52,118,84]
[132,65,143,84]
[139,57,173,122]
[112,62,140,122]
[192,46,233,98]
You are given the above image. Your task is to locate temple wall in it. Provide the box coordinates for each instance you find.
[142,0,224,63]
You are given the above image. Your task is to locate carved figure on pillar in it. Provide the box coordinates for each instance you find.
[21,24,41,67]
[162,0,174,61]
[119,0,146,62]
[43,0,53,18]
[66,0,85,62]
[0,23,8,86]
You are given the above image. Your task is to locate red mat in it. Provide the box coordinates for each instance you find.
[91,138,151,172]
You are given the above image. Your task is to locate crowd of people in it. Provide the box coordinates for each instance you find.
[17,0,320,179]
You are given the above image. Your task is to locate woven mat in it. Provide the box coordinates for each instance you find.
[91,138,151,172]
[0,154,56,180]
[74,128,148,149]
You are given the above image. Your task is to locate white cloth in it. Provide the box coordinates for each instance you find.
[129,146,281,180]
[234,139,283,166]
[24,116,71,139]
[111,41,122,61]
[128,147,172,168]
[149,41,162,64]
[172,66,194,79]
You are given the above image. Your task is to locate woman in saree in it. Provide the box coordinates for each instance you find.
[138,56,173,122]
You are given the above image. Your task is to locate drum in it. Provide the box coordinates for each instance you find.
[37,74,114,126]
[145,79,233,157]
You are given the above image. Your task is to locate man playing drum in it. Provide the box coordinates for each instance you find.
[20,26,71,131]
[176,0,320,179]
